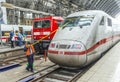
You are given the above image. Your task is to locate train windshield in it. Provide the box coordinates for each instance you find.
[60,15,94,28]
[34,20,50,28]
[60,17,79,27]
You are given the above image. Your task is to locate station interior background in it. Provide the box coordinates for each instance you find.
[1,0,120,25]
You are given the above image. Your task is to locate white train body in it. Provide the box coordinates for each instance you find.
[48,10,120,68]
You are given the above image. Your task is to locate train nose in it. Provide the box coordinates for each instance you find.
[49,40,85,50]
[48,40,87,67]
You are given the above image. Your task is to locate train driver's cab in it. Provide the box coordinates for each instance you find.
[78,20,92,28]
[60,15,94,29]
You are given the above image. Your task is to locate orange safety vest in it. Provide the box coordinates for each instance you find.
[25,44,35,56]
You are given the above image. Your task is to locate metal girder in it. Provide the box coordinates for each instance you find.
[99,0,113,11]
[96,0,108,10]
[110,8,120,17]
[78,0,120,17]
[82,0,89,6]
[109,0,120,17]
[115,0,120,16]
[105,1,118,15]
[4,0,120,17]
[88,0,100,9]
[1,2,54,15]
[86,0,100,9]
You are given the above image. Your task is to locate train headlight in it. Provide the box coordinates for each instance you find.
[71,44,81,49]
[49,43,56,48]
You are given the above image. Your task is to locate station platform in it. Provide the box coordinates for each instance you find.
[0,58,54,82]
[0,46,9,49]
[0,45,24,60]
[77,42,120,82]
[0,46,23,53]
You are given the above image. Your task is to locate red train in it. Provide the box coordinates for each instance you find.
[32,16,63,53]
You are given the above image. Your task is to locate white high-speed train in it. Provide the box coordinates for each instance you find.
[48,10,120,68]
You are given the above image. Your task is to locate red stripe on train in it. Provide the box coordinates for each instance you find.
[48,36,118,55]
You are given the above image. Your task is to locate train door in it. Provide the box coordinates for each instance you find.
[104,17,113,50]
[97,16,106,54]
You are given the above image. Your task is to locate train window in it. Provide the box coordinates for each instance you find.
[34,20,50,28]
[60,17,79,27]
[100,17,104,25]
[78,16,93,27]
[107,18,112,26]
[42,20,50,28]
[34,21,42,28]
[79,20,92,26]
[60,16,94,28]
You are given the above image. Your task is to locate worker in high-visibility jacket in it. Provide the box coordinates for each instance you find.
[24,42,35,72]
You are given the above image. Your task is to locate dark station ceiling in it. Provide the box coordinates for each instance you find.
[71,0,120,17]
[3,0,120,17]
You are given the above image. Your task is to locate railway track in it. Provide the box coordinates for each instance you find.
[0,47,24,66]
[0,53,43,67]
[18,64,58,82]
[18,63,93,82]
[30,67,86,82]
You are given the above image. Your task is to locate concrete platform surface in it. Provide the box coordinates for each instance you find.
[0,58,54,82]
[0,46,23,53]
[77,42,120,82]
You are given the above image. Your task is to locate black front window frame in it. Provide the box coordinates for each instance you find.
[34,20,51,28]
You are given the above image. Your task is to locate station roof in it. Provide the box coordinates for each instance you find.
[2,0,120,17]
[70,0,120,17]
